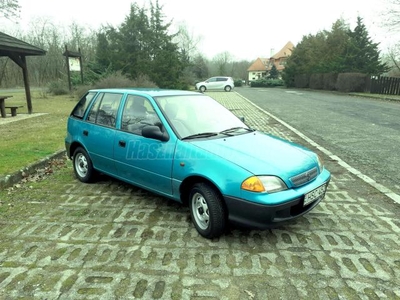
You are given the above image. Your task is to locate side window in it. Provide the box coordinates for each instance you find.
[121,95,160,135]
[71,91,96,119]
[217,77,227,82]
[87,94,102,123]
[208,77,217,82]
[87,92,122,127]
[96,93,122,127]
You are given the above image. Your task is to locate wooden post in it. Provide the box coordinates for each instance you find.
[79,47,84,84]
[21,56,33,114]
[65,45,72,92]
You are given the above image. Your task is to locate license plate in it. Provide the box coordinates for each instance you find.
[304,184,327,206]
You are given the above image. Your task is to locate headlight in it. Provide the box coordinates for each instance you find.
[317,155,324,172]
[241,176,287,193]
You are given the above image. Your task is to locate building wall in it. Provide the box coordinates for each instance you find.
[248,71,266,82]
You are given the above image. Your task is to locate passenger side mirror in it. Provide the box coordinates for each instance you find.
[142,125,169,141]
[239,116,245,123]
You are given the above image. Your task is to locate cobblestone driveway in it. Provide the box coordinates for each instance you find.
[0,92,399,299]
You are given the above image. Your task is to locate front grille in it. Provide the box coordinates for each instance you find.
[290,167,318,187]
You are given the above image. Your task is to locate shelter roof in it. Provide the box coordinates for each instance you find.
[0,31,46,56]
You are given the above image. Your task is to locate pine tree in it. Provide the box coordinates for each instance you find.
[93,0,185,88]
[346,16,389,74]
[268,64,279,79]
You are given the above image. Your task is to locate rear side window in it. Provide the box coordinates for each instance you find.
[217,77,227,82]
[87,92,123,127]
[71,92,96,119]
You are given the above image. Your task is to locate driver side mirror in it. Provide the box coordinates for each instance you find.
[142,125,169,141]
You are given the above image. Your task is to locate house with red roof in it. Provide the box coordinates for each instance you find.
[247,41,294,82]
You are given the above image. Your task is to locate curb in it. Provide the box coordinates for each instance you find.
[0,149,67,190]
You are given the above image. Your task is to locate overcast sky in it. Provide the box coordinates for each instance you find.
[1,0,395,61]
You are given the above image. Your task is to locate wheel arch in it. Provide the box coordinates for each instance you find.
[179,175,225,208]
[68,141,86,160]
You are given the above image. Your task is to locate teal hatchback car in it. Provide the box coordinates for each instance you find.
[65,88,330,239]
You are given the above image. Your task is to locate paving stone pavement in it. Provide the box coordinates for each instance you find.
[0,91,399,300]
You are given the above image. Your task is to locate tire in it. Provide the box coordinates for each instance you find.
[224,85,232,92]
[199,86,206,93]
[189,182,226,239]
[73,147,95,183]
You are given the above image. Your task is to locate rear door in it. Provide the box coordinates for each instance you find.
[216,77,228,89]
[80,92,123,175]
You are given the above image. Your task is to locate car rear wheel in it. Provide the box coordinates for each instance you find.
[73,147,95,183]
[189,182,226,239]
[199,86,206,93]
[224,85,232,92]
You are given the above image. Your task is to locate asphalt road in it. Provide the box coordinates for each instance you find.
[235,86,400,198]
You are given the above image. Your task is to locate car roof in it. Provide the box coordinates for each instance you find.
[88,88,201,97]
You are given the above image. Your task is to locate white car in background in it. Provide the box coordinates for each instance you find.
[195,76,234,92]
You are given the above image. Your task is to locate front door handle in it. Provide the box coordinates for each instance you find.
[83,130,88,136]
[119,140,126,147]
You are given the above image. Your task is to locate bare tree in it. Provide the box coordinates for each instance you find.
[385,47,400,76]
[381,0,400,30]
[0,0,20,20]
[173,21,202,63]
[381,0,400,75]
[1,17,99,88]
[212,51,232,76]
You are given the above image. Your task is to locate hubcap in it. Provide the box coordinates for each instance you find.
[192,192,210,230]
[75,153,88,178]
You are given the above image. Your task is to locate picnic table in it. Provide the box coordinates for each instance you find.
[0,95,22,118]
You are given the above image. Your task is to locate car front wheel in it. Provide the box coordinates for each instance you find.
[199,86,206,93]
[189,182,226,239]
[224,85,232,92]
[73,147,95,183]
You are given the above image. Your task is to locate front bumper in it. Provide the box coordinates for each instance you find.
[224,178,330,229]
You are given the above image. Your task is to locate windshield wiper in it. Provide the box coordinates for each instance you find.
[219,127,254,135]
[182,132,218,140]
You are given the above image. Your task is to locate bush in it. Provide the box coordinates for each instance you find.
[250,78,284,87]
[323,73,338,90]
[309,74,324,89]
[336,73,367,92]
[294,74,310,88]
[94,72,157,89]
[72,72,159,100]
[47,79,69,95]
[234,79,243,87]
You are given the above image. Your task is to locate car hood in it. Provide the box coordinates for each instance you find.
[191,131,317,177]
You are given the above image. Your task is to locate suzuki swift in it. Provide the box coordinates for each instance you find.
[65,88,331,239]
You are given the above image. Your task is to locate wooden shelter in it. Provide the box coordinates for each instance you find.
[0,31,46,114]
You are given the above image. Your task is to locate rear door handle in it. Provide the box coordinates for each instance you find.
[83,130,88,136]
[119,140,126,147]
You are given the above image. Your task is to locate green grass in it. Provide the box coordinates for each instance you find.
[0,90,78,175]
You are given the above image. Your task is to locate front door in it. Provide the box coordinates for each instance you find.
[114,95,176,196]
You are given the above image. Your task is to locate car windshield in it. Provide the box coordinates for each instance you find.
[155,94,249,139]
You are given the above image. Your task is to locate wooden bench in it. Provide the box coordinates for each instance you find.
[5,106,23,117]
